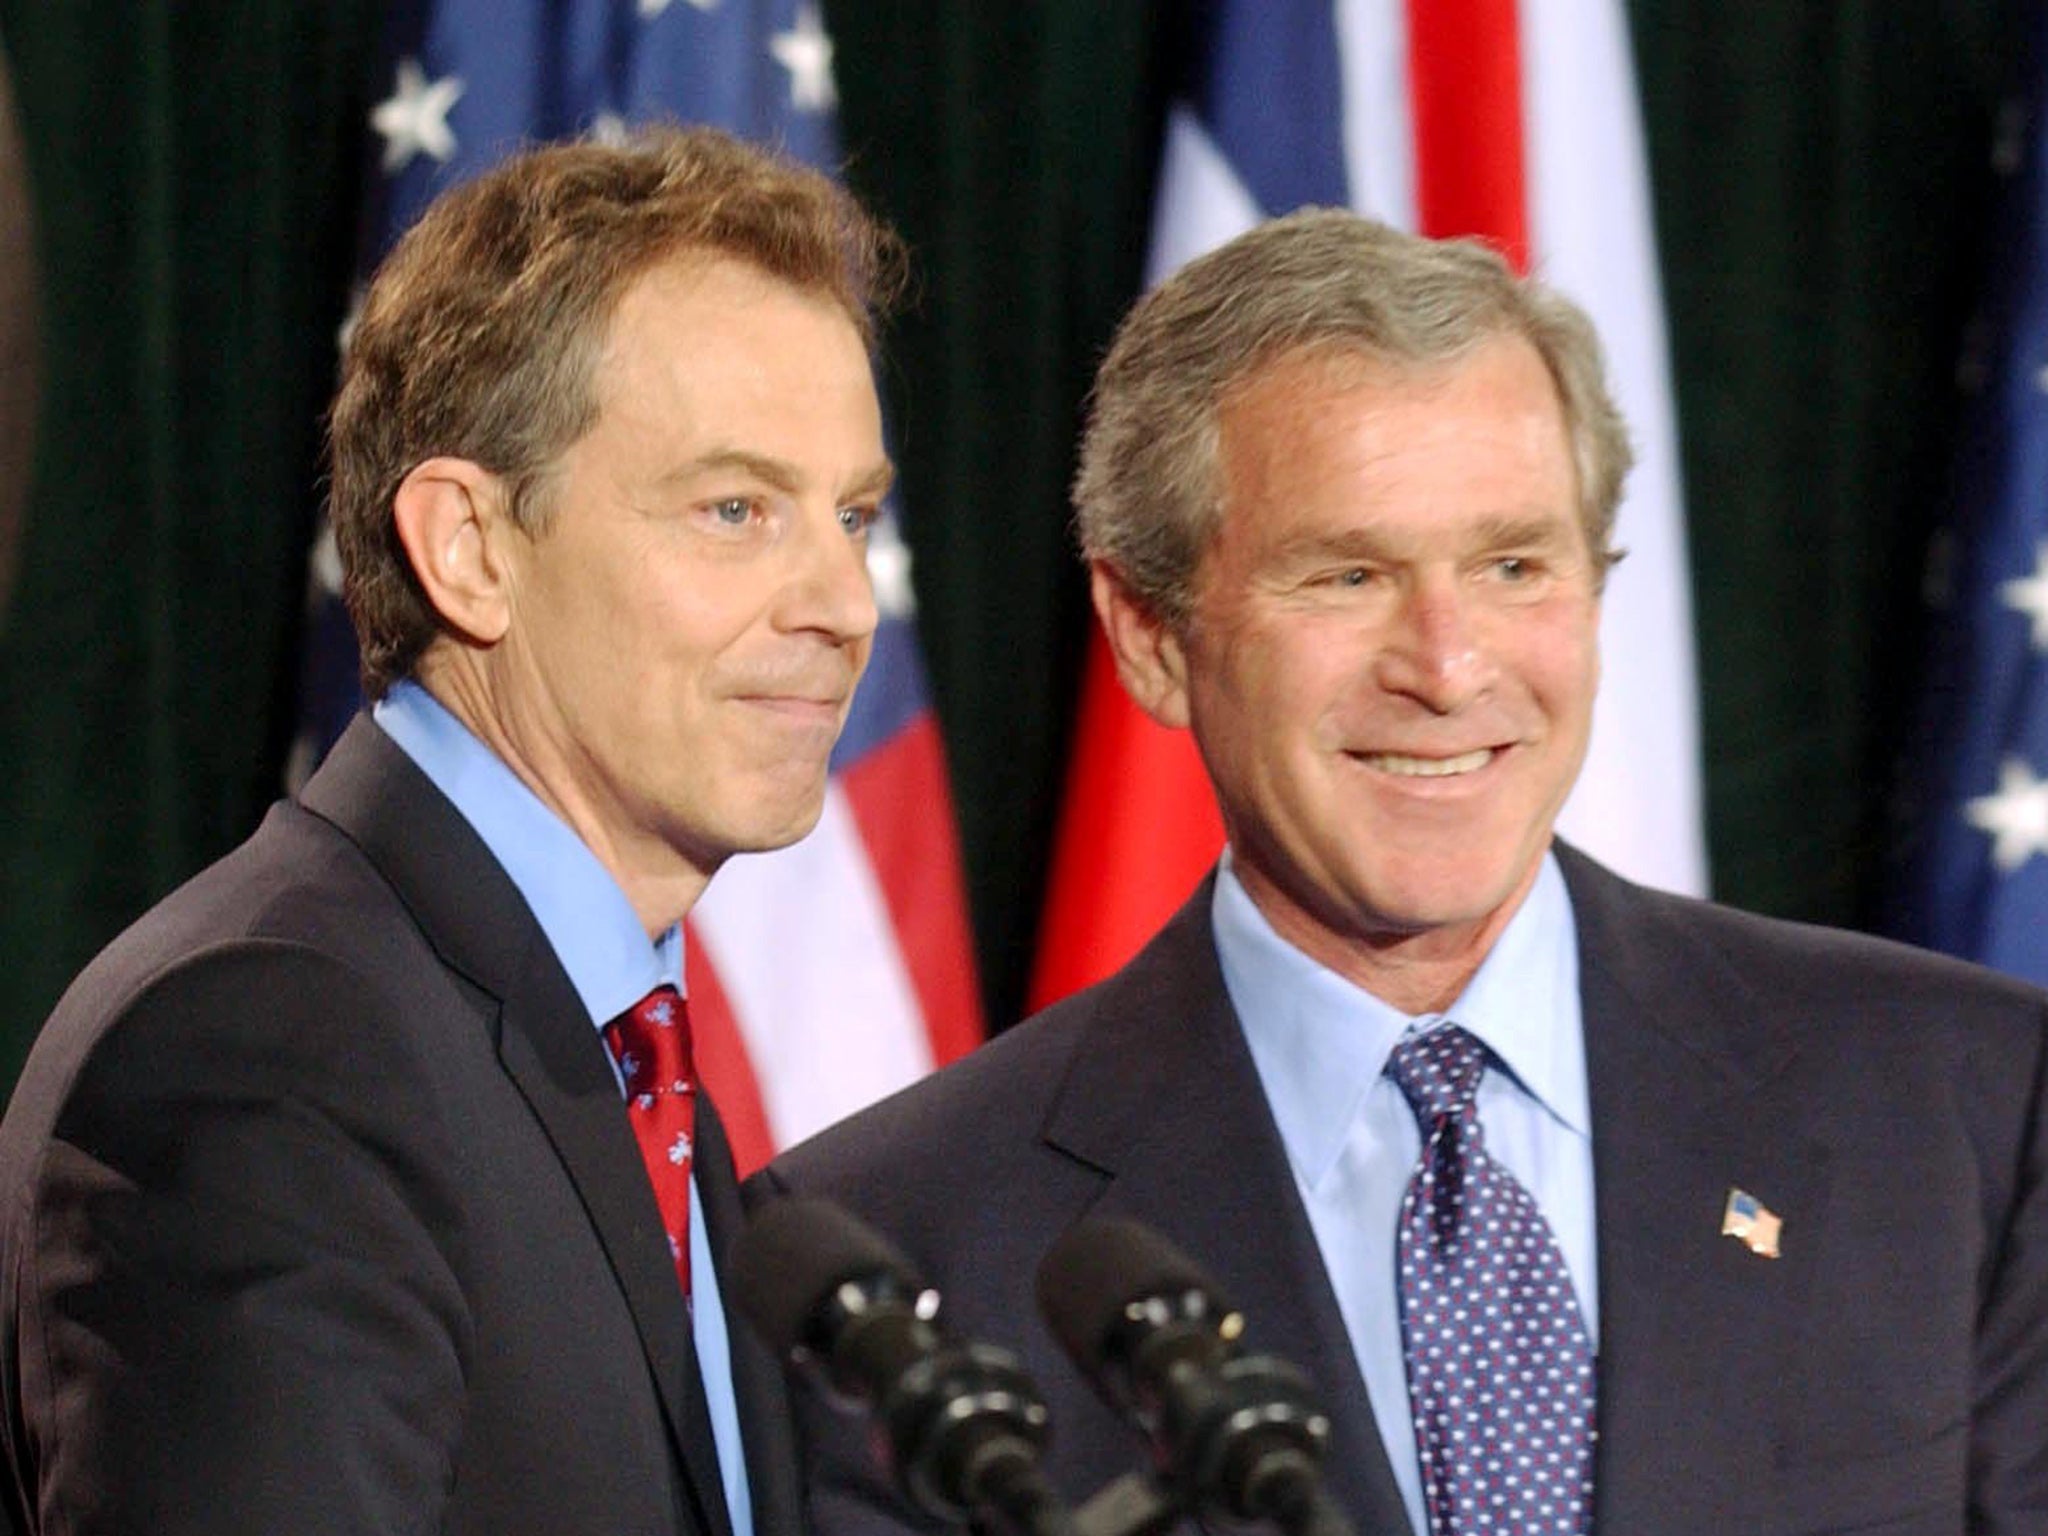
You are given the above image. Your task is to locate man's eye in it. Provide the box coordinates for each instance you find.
[708,498,754,526]
[1495,556,1533,580]
[838,503,879,537]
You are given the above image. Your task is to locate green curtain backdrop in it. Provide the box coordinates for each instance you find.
[0,1,2023,1092]
[1636,3,2015,923]
[0,2,380,1086]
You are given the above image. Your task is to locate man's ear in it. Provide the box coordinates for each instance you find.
[1090,560,1192,730]
[391,457,516,646]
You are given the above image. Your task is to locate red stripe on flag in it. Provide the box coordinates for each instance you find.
[1029,630,1225,1009]
[838,713,984,1066]
[682,928,777,1178]
[1406,0,1529,271]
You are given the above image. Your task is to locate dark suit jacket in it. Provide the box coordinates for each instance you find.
[766,846,2048,1536]
[0,717,802,1536]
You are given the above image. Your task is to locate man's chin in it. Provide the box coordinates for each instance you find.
[728,788,832,857]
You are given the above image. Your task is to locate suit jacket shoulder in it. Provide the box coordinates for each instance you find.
[0,718,790,1536]
[1557,843,2048,1534]
[768,881,1411,1536]
[778,849,2048,1536]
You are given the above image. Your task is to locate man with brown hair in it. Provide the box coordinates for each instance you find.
[0,126,901,1536]
[771,211,2048,1536]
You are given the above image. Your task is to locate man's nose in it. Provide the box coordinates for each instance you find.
[1373,576,1498,712]
[784,504,881,644]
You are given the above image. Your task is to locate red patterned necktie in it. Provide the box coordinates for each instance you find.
[605,985,696,1296]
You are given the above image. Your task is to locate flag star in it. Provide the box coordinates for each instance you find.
[588,111,631,147]
[641,0,717,13]
[865,513,916,619]
[372,58,464,173]
[1965,757,2048,873]
[2036,362,2048,396]
[2000,540,2048,650]
[770,2,837,113]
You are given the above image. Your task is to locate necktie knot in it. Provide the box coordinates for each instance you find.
[607,984,693,1100]
[1385,1022,1486,1127]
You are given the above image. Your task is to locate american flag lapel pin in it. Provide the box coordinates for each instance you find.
[1721,1188,1782,1259]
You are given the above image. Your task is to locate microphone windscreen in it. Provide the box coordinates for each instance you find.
[1035,1216,1225,1372]
[732,1195,922,1355]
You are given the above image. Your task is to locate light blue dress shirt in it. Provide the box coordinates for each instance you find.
[1215,849,1595,1536]
[375,681,755,1536]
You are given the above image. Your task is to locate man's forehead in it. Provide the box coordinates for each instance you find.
[608,246,865,344]
[1204,335,1583,557]
[587,253,873,395]
[1225,333,1545,414]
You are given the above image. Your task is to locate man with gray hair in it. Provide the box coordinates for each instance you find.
[770,210,2048,1535]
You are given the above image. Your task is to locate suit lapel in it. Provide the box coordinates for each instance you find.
[1561,848,1830,1535]
[1034,856,1836,1536]
[302,717,735,1536]
[1040,886,1411,1536]
[494,947,736,1536]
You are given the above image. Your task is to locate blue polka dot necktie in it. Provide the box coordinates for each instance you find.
[1386,1024,1596,1535]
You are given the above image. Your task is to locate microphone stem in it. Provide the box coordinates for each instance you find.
[1245,1449,1357,1536]
[966,1437,1082,1536]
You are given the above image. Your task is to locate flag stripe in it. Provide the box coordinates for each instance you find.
[1184,0,1348,215]
[839,714,982,1065]
[1406,0,1528,269]
[683,934,777,1178]
[1518,0,1707,896]
[688,781,935,1149]
[1333,0,1416,230]
[1029,633,1224,1008]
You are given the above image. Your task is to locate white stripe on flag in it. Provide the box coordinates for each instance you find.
[1523,0,1707,895]
[1334,0,1416,230]
[1146,105,1264,287]
[688,780,933,1148]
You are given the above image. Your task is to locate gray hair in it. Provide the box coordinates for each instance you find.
[1073,208,1631,627]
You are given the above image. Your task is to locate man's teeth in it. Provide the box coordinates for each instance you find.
[1364,748,1494,777]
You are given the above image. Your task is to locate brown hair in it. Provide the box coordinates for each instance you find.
[329,125,907,695]
[1073,208,1631,628]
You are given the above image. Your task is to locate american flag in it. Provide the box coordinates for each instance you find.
[294,0,981,1172]
[1890,23,2048,985]
[1032,0,1704,1007]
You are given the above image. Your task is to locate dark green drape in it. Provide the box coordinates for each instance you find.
[0,2,378,1085]
[0,1,2025,1093]
[1636,3,2016,923]
[0,27,35,624]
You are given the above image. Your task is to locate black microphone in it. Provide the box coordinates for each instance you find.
[733,1196,1077,1536]
[1036,1217,1354,1536]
